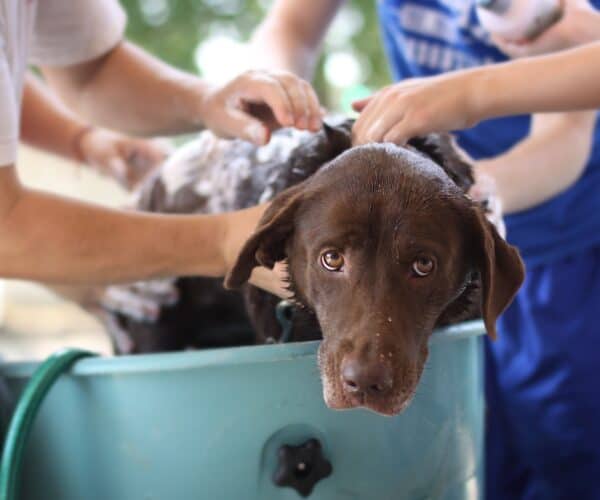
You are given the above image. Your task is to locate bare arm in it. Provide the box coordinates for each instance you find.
[351,1,600,216]
[474,1,600,120]
[41,42,321,142]
[20,74,88,162]
[353,41,600,144]
[476,112,596,214]
[41,42,207,137]
[251,0,343,78]
[0,166,281,292]
[20,74,167,189]
[474,43,600,119]
[353,0,600,143]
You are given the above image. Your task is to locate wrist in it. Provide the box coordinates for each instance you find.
[181,78,215,132]
[221,204,267,274]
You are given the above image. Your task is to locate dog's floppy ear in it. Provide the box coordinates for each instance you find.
[468,206,525,339]
[408,134,474,193]
[224,182,308,289]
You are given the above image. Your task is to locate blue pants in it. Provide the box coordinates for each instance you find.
[485,246,600,500]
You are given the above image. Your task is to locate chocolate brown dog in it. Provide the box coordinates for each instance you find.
[101,120,525,416]
[225,138,524,416]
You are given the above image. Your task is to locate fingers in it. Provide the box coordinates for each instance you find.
[269,71,322,131]
[101,285,165,322]
[353,111,415,146]
[351,91,384,144]
[203,70,323,144]
[81,128,167,190]
[232,71,322,133]
[271,73,307,129]
[118,140,167,189]
[352,88,408,145]
[352,73,480,146]
[380,120,417,145]
[238,72,295,128]
[222,106,271,146]
[301,79,323,131]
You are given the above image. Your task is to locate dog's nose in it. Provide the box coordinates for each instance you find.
[341,356,393,396]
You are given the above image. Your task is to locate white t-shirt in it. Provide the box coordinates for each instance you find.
[0,0,126,166]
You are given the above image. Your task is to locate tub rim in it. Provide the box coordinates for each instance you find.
[0,320,485,379]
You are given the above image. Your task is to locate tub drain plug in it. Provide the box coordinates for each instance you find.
[273,438,332,497]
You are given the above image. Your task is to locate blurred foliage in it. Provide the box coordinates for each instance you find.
[120,0,391,110]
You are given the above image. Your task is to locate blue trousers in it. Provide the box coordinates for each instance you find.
[485,246,600,500]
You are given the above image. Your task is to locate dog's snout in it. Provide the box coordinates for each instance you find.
[340,355,393,397]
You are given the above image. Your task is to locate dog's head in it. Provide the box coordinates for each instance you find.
[226,135,524,416]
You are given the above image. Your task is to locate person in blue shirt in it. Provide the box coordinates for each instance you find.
[252,1,600,498]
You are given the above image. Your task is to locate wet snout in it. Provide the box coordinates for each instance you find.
[320,325,427,415]
[341,352,394,399]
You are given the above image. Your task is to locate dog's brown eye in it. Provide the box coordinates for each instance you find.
[412,257,434,277]
[321,250,344,271]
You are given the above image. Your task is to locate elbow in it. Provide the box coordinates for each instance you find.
[561,112,596,185]
[531,111,596,189]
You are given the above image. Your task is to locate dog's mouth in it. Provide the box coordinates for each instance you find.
[325,386,419,417]
[317,342,427,417]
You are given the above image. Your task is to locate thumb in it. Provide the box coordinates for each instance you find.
[220,108,270,146]
[352,96,373,112]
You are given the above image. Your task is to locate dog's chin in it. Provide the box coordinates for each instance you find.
[322,382,416,417]
[318,342,426,416]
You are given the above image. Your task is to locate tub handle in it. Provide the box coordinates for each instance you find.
[272,438,332,497]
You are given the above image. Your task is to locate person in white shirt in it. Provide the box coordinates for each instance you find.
[0,0,322,295]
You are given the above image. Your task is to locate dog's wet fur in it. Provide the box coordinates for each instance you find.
[105,120,525,416]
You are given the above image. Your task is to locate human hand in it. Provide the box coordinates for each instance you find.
[351,71,484,145]
[469,169,506,238]
[492,0,600,57]
[220,203,290,298]
[78,128,168,190]
[200,70,322,146]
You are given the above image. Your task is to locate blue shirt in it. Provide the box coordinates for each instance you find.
[377,0,600,267]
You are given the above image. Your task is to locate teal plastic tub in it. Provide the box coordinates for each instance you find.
[0,321,484,500]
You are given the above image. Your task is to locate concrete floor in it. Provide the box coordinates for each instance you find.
[0,146,130,361]
[0,281,112,361]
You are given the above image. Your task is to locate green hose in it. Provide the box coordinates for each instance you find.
[0,348,96,500]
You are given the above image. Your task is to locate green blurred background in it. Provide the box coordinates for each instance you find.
[121,0,391,112]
